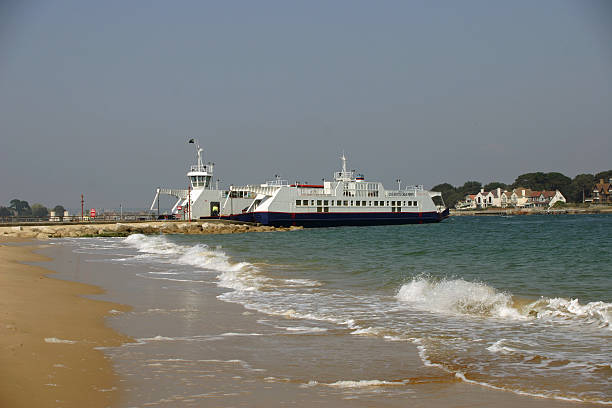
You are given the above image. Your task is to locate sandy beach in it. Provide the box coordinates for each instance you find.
[2,234,606,407]
[0,238,131,408]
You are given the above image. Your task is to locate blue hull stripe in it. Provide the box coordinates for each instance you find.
[225,209,449,227]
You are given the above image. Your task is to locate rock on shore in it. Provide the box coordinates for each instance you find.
[0,221,302,240]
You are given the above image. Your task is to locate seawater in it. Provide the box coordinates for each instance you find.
[71,214,611,404]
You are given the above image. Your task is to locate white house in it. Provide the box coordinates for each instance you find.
[456,194,477,209]
[511,188,533,207]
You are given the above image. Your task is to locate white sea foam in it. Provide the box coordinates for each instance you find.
[525,297,611,330]
[123,234,321,293]
[397,277,612,330]
[124,234,181,255]
[328,379,406,388]
[397,277,521,319]
[351,327,383,336]
[486,339,520,355]
[44,337,76,344]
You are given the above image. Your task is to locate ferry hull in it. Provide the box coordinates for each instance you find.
[227,208,449,227]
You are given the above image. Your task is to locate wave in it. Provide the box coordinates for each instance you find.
[123,234,320,292]
[396,277,521,319]
[397,277,611,329]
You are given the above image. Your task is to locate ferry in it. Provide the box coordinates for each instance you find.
[224,154,449,227]
[150,140,254,219]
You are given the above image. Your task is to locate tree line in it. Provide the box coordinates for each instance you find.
[432,170,612,208]
[0,199,65,218]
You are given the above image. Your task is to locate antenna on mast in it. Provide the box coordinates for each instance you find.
[188,138,204,169]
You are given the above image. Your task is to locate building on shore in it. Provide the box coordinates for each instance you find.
[456,187,566,209]
[592,178,612,204]
[524,190,566,208]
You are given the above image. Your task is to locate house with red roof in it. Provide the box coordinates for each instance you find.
[525,190,566,208]
[592,179,612,204]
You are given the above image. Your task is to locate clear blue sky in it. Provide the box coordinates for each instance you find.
[1,0,610,209]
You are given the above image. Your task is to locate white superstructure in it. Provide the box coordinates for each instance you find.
[226,154,448,227]
[150,140,253,220]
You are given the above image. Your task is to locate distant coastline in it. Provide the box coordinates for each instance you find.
[450,205,612,216]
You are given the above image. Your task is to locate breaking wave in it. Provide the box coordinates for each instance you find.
[397,277,611,329]
[123,234,319,292]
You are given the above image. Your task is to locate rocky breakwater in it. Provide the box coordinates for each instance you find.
[0,221,302,240]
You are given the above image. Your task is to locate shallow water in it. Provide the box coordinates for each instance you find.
[53,214,611,405]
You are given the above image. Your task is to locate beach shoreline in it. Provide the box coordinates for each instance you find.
[0,238,132,408]
[3,234,606,407]
[0,220,302,240]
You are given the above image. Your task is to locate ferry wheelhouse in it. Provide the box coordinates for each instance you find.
[150,140,254,219]
[225,155,449,227]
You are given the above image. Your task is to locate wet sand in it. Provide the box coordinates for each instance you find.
[0,238,131,408]
[35,238,602,408]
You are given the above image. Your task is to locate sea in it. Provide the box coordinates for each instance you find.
[48,214,611,406]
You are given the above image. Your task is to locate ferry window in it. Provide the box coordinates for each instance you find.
[392,201,396,206]
[362,201,366,206]
[303,200,308,205]
[311,200,314,205]
[324,200,328,205]
[356,201,360,206]
[368,201,371,206]
[374,201,378,206]
[317,200,322,205]
[317,207,322,212]
[296,200,301,206]
[350,201,353,206]
[343,200,348,206]
[337,200,342,206]
[386,201,390,206]
[324,207,329,213]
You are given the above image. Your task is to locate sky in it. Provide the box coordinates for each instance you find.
[1,0,611,210]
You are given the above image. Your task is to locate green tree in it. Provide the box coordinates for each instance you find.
[9,199,31,216]
[31,203,49,218]
[431,183,461,208]
[567,174,595,203]
[594,170,612,182]
[53,205,66,214]
[458,181,482,195]
[483,182,508,191]
[512,172,572,198]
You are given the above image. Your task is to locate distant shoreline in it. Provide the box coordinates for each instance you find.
[450,206,612,216]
